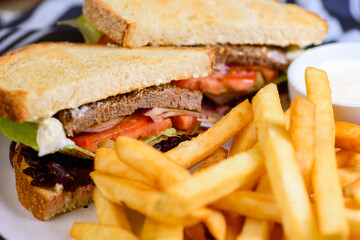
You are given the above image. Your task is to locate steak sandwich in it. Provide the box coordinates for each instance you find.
[74,0,328,114]
[0,42,215,220]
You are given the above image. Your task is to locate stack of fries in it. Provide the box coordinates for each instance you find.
[70,67,360,240]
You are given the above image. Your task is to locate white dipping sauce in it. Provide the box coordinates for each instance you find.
[317,60,360,104]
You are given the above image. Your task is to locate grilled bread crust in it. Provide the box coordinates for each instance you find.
[83,0,328,48]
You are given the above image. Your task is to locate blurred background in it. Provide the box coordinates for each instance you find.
[0,0,359,55]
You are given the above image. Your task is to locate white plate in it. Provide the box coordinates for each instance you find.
[0,132,98,240]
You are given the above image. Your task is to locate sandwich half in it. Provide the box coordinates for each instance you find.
[0,42,215,220]
[76,0,328,114]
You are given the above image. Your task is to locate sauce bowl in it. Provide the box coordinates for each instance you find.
[288,42,360,125]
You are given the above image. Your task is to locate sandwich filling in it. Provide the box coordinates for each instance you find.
[56,84,212,153]
[173,45,291,113]
[62,16,295,115]
[1,84,214,158]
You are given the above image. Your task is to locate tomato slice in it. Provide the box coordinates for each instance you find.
[173,64,279,94]
[71,114,172,152]
[232,65,279,82]
[171,116,198,132]
[221,71,257,92]
[258,66,279,82]
[97,34,116,45]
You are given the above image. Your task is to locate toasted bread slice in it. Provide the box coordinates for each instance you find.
[0,42,214,122]
[83,0,327,48]
[13,144,94,221]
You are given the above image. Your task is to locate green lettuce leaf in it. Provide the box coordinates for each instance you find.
[0,117,94,158]
[60,145,95,159]
[0,117,39,151]
[269,73,287,85]
[58,15,102,44]
[140,125,200,146]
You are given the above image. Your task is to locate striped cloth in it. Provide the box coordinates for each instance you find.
[0,0,84,56]
[0,0,359,55]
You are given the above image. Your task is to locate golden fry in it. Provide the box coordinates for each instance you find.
[253,83,318,240]
[184,224,206,240]
[336,149,360,169]
[91,171,188,224]
[93,187,132,232]
[224,211,243,240]
[336,121,360,154]
[237,176,273,240]
[165,100,253,169]
[338,167,360,188]
[229,119,257,156]
[156,147,264,218]
[193,147,228,174]
[306,67,349,239]
[95,148,153,187]
[191,208,226,240]
[212,191,280,223]
[347,209,360,237]
[141,217,183,240]
[289,97,315,192]
[237,218,271,240]
[115,137,190,190]
[70,222,139,240]
[344,178,360,205]
[336,149,358,168]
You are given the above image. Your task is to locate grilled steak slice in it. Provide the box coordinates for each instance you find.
[215,45,290,71]
[57,84,202,137]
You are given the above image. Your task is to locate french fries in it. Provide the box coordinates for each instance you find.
[289,97,315,191]
[115,137,190,190]
[224,211,243,240]
[236,176,273,240]
[229,119,257,156]
[184,224,206,240]
[70,222,139,240]
[252,83,318,240]
[212,191,280,223]
[156,147,264,218]
[236,218,271,240]
[93,187,132,232]
[141,218,183,240]
[193,147,228,173]
[336,122,360,154]
[338,168,360,187]
[191,208,227,240]
[115,137,227,239]
[70,66,360,240]
[94,148,153,187]
[306,67,349,239]
[165,100,253,169]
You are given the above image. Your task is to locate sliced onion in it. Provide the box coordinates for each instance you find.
[143,107,218,124]
[83,117,125,133]
[212,63,230,78]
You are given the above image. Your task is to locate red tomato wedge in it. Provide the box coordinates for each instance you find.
[71,114,172,152]
[171,116,198,132]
